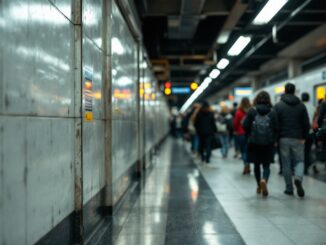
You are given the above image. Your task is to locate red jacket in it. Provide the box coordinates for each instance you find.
[233,108,246,135]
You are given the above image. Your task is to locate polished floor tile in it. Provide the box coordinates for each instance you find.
[198,145,326,245]
[97,139,244,244]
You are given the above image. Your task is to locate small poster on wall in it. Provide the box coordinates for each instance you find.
[84,68,93,122]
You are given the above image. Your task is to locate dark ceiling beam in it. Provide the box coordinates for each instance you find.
[213,0,248,48]
[286,21,324,26]
[170,65,208,71]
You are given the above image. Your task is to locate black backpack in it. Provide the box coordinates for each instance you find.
[249,109,274,145]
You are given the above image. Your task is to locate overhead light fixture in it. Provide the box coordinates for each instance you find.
[227,36,251,56]
[252,0,288,25]
[217,30,231,44]
[180,77,213,113]
[217,58,229,69]
[209,69,221,79]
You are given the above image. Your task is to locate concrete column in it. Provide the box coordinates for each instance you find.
[72,0,84,243]
[288,59,302,79]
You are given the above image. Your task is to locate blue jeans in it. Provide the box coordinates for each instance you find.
[219,135,229,158]
[280,138,304,192]
[254,163,270,186]
[191,134,199,152]
[199,135,213,163]
[235,135,248,165]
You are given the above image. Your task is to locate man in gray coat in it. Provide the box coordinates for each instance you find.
[275,83,310,197]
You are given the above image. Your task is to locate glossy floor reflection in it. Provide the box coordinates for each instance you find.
[97,138,244,245]
[197,143,326,245]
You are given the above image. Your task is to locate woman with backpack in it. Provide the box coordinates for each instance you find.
[243,91,278,196]
[233,97,251,175]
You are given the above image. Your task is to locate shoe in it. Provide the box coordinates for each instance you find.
[256,187,261,194]
[242,165,250,175]
[294,179,305,197]
[260,179,268,197]
[278,171,283,175]
[284,190,294,196]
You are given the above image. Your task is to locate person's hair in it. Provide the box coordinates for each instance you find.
[201,101,210,110]
[253,91,272,106]
[318,99,324,105]
[285,83,295,95]
[301,92,310,102]
[239,97,251,111]
[233,102,238,108]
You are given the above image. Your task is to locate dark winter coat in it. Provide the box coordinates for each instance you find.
[243,104,278,164]
[318,101,326,128]
[194,109,217,136]
[274,94,310,140]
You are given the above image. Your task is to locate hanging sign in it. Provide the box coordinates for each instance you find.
[84,68,93,122]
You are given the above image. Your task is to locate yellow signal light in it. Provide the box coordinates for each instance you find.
[190,82,198,90]
[164,88,172,95]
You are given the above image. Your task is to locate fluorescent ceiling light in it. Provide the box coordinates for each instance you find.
[209,69,221,79]
[252,0,288,25]
[179,77,213,113]
[217,30,231,44]
[227,36,251,56]
[217,58,229,69]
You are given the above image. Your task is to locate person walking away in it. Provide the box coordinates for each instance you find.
[216,106,232,158]
[301,93,318,174]
[175,114,183,138]
[275,83,310,197]
[233,97,251,174]
[243,91,278,196]
[231,102,240,158]
[194,101,217,164]
[317,99,326,162]
[188,104,200,154]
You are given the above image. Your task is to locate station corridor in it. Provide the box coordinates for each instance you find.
[95,138,326,245]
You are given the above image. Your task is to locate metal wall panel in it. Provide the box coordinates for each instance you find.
[111,1,139,186]
[1,0,75,117]
[0,117,75,245]
[111,1,138,121]
[82,120,105,204]
[83,37,105,120]
[0,1,76,244]
[83,0,103,50]
[49,0,72,20]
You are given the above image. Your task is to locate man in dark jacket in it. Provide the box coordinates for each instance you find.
[274,83,310,197]
[194,101,217,164]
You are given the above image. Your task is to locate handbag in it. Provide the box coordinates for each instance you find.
[211,135,222,150]
[316,117,326,141]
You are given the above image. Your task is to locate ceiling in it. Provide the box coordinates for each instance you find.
[134,0,326,107]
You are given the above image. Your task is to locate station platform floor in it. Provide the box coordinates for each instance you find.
[97,138,326,245]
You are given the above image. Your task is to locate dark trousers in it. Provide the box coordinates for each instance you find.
[304,133,314,172]
[254,163,271,186]
[277,143,283,173]
[235,135,248,165]
[199,135,213,163]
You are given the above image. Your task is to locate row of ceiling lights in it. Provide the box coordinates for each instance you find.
[180,0,289,113]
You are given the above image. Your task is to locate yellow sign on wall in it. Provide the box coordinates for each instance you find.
[316,86,325,100]
[84,69,93,122]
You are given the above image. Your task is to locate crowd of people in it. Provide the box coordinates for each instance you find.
[170,83,326,198]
